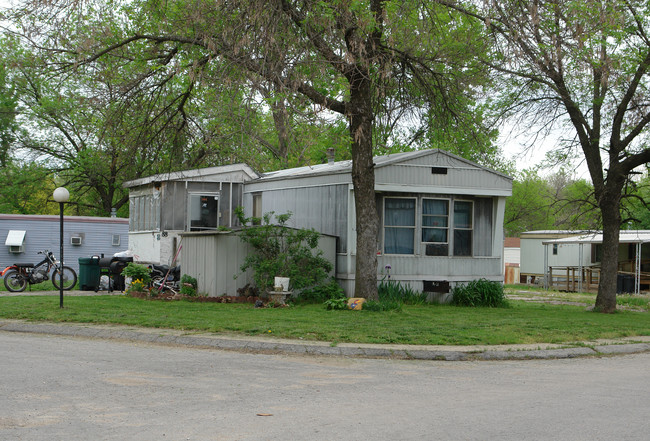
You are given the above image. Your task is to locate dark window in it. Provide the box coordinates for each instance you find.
[384,198,416,254]
[453,201,473,256]
[189,194,219,231]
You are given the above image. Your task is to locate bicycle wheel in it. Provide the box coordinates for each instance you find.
[4,270,27,292]
[151,276,176,295]
[52,266,78,290]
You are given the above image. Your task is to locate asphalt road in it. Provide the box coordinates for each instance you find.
[1,331,649,440]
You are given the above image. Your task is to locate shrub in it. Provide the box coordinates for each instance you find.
[235,208,333,292]
[180,274,198,297]
[297,279,345,304]
[451,279,508,307]
[121,263,152,286]
[324,298,348,310]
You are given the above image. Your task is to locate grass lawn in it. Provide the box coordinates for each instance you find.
[0,293,648,345]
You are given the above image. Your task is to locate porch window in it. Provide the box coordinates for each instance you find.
[384,198,416,254]
[453,200,473,256]
[189,193,220,231]
[252,193,262,225]
[422,199,449,256]
[129,193,160,232]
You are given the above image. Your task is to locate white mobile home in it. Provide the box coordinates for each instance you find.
[124,150,512,299]
[0,214,129,272]
[243,149,512,299]
[519,230,590,282]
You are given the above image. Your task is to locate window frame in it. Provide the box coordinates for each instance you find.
[187,192,221,231]
[383,196,417,255]
[452,199,474,257]
[421,198,450,256]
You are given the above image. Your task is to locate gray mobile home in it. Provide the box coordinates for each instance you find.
[243,149,512,299]
[1,214,129,272]
[123,164,259,265]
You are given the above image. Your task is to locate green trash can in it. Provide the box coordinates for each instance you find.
[78,256,101,291]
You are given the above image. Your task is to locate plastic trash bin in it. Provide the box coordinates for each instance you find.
[78,256,101,291]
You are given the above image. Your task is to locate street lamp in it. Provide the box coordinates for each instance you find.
[53,187,70,308]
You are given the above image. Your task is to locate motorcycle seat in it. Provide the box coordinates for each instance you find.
[15,263,34,268]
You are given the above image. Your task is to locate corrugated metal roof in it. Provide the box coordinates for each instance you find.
[123,163,259,188]
[542,230,650,244]
[258,149,512,182]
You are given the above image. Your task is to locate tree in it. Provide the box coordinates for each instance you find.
[0,43,18,166]
[504,169,600,236]
[441,0,650,312]
[9,0,490,299]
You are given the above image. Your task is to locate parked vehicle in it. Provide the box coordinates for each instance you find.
[1,249,77,292]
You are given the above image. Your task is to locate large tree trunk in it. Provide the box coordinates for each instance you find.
[595,185,623,313]
[348,76,379,301]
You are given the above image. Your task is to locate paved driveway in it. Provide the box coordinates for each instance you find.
[1,331,649,440]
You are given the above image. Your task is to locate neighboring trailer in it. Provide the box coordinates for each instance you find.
[1,214,129,272]
[519,231,588,282]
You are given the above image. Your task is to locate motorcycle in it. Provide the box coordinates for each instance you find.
[1,249,78,292]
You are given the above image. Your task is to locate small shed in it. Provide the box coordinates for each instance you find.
[0,214,129,272]
[179,230,337,297]
[504,237,521,284]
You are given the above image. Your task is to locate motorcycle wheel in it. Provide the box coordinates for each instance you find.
[52,266,78,291]
[4,270,27,292]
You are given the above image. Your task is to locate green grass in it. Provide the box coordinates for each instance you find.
[0,294,648,345]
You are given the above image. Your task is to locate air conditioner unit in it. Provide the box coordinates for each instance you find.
[8,245,23,254]
[70,236,83,246]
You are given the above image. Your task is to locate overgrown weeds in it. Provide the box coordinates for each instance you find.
[452,279,509,308]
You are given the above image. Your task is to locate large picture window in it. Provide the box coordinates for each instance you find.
[384,198,416,254]
[453,200,473,256]
[422,199,449,256]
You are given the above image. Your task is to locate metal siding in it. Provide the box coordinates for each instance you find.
[181,232,336,297]
[0,216,129,272]
[377,255,503,282]
[250,184,348,253]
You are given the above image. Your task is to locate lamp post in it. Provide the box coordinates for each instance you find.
[53,187,69,308]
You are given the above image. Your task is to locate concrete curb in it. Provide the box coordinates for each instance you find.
[2,319,650,361]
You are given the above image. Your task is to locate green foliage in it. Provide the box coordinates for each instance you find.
[180,274,198,297]
[121,263,152,286]
[451,279,509,308]
[2,295,650,345]
[324,297,348,310]
[235,208,333,292]
[378,278,429,306]
[296,279,345,304]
